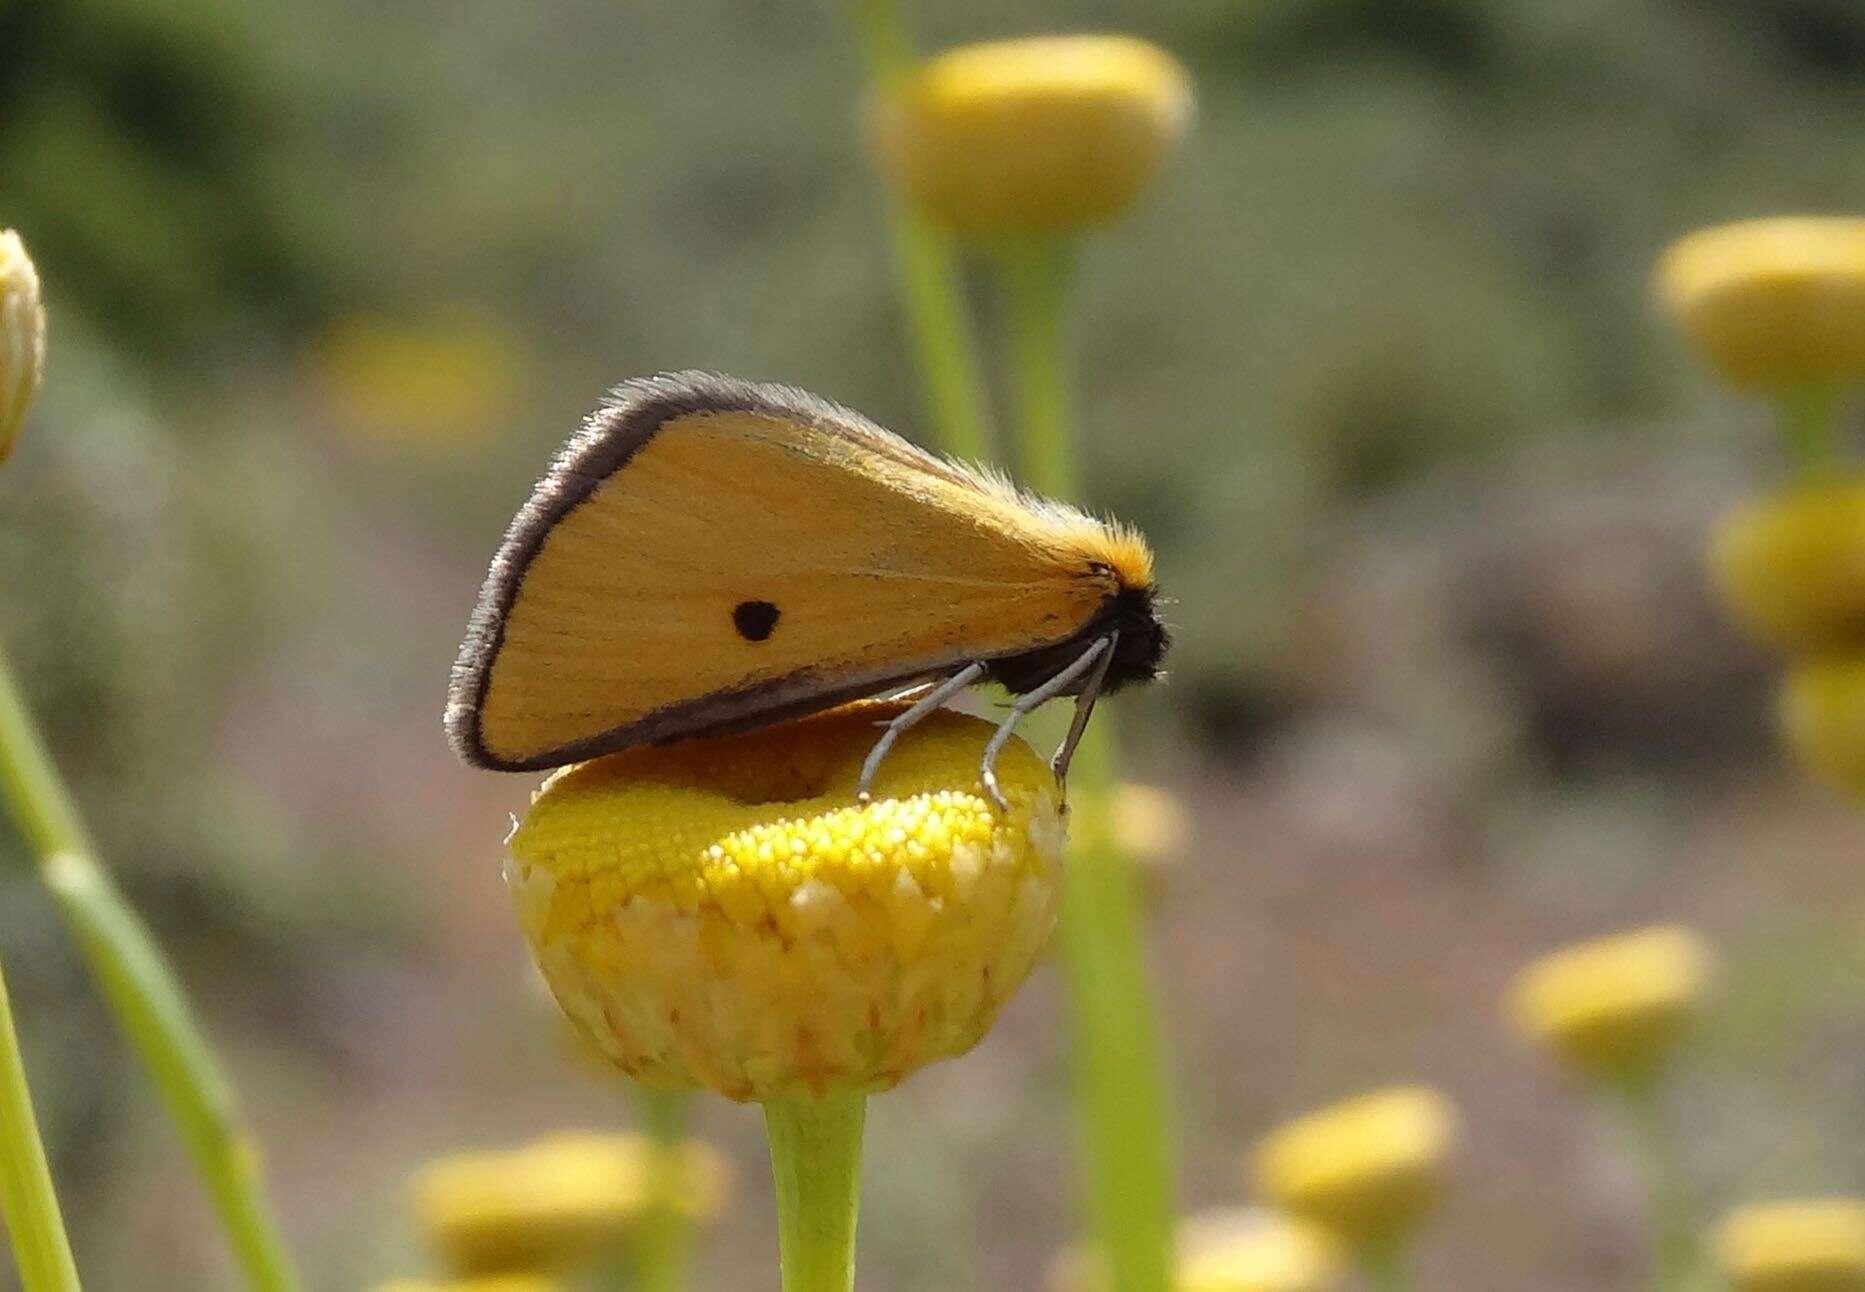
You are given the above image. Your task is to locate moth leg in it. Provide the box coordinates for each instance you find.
[856,661,989,802]
[1050,630,1119,795]
[980,635,1115,812]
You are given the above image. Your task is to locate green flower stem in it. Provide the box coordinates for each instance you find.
[850,0,995,463]
[0,651,300,1292]
[995,237,1078,492]
[763,1091,866,1292]
[1780,385,1841,478]
[851,0,910,78]
[995,232,1176,1292]
[632,1085,694,1292]
[1616,1081,1694,1292]
[0,954,80,1292]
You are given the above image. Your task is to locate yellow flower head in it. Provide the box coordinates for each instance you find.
[1509,925,1715,1083]
[1710,480,1865,653]
[1714,1198,1865,1292]
[508,702,1065,1102]
[1048,1208,1341,1292]
[1250,1087,1457,1251]
[411,1131,730,1276]
[873,35,1193,238]
[373,1279,559,1292]
[316,310,525,449]
[0,230,46,466]
[1656,217,1865,390]
[1777,656,1865,799]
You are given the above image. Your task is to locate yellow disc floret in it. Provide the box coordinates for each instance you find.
[1250,1087,1457,1251]
[411,1132,729,1276]
[1656,217,1865,390]
[1714,1198,1865,1292]
[1709,480,1865,653]
[1778,657,1865,799]
[1509,925,1715,1083]
[873,35,1192,238]
[508,703,1065,1102]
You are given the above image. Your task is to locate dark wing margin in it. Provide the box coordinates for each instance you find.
[442,370,968,771]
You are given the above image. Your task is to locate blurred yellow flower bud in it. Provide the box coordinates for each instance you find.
[1710,481,1865,653]
[509,702,1065,1103]
[1176,1208,1345,1292]
[1509,925,1715,1084]
[1112,782,1190,860]
[411,1132,730,1276]
[1656,217,1865,390]
[1714,1198,1865,1292]
[373,1279,559,1292]
[1048,1208,1341,1292]
[1250,1087,1457,1252]
[1777,656,1865,798]
[316,310,525,449]
[873,35,1192,238]
[0,230,47,466]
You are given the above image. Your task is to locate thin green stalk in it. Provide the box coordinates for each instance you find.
[995,238,1078,493]
[632,1085,694,1292]
[850,0,995,462]
[1616,1081,1694,1292]
[851,0,910,76]
[891,215,995,462]
[763,1091,866,1292]
[1780,385,1840,478]
[0,954,80,1292]
[0,652,300,1292]
[995,232,1176,1292]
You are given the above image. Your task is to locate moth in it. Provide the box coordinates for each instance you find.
[445,372,1167,805]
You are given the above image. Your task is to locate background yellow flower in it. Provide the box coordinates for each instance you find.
[873,35,1192,238]
[1710,481,1865,653]
[1657,217,1865,390]
[410,1131,728,1276]
[315,310,527,450]
[1250,1086,1457,1252]
[1714,1197,1865,1292]
[1776,657,1865,799]
[1048,1207,1341,1292]
[1176,1207,1343,1292]
[1509,925,1715,1083]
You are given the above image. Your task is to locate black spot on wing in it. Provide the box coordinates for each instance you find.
[733,600,781,642]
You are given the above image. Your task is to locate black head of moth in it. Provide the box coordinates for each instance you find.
[733,599,781,642]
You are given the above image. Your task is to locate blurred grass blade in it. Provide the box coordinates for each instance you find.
[0,652,301,1292]
[0,953,81,1292]
[997,234,1177,1292]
